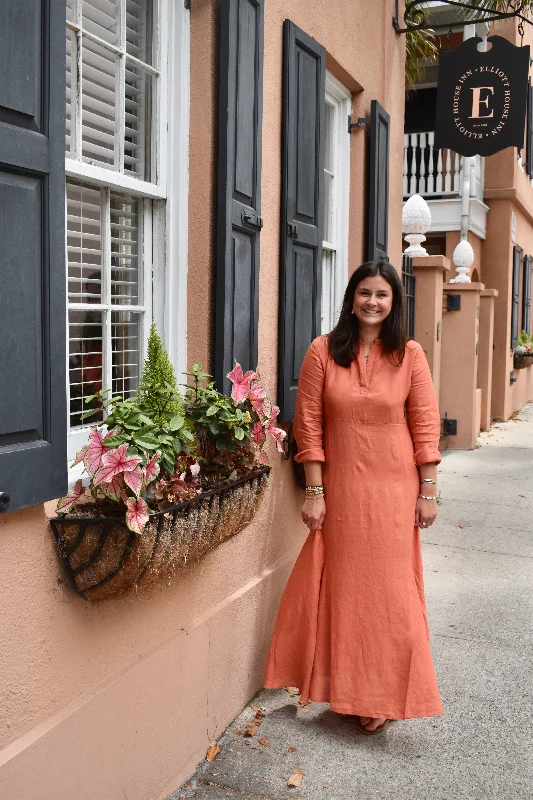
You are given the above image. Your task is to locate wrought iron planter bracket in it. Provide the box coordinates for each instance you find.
[393,0,532,34]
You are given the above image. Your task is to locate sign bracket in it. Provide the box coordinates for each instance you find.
[393,0,533,35]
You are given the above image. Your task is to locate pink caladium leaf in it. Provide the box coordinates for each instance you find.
[56,480,85,514]
[123,466,143,496]
[93,443,142,487]
[103,427,119,443]
[71,444,89,468]
[143,451,161,487]
[227,362,257,404]
[100,473,124,502]
[84,427,106,477]
[125,496,150,535]
[248,381,266,414]
[190,461,201,478]
[252,421,266,445]
[258,451,269,465]
[265,405,287,452]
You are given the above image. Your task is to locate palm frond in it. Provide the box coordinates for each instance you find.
[405,28,439,88]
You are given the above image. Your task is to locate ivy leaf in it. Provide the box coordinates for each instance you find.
[234,427,245,440]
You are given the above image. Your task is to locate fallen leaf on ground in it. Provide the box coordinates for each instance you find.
[457,524,464,529]
[288,772,303,787]
[286,687,300,696]
[251,705,265,716]
[258,737,270,746]
[247,719,261,727]
[288,747,297,752]
[233,729,243,735]
[243,728,257,737]
[293,769,304,775]
[206,745,221,762]
[519,494,527,498]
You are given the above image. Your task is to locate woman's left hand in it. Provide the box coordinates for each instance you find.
[415,497,437,529]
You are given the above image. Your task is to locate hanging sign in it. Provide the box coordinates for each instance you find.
[434,36,530,157]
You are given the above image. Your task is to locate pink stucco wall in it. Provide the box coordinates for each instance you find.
[0,2,406,798]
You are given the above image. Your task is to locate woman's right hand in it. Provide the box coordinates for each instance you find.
[301,495,326,530]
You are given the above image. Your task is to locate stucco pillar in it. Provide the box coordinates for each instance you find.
[478,289,498,431]
[412,256,450,398]
[440,282,484,450]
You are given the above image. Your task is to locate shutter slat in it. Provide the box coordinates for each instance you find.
[278,21,325,421]
[215,0,264,394]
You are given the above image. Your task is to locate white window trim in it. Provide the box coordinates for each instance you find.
[65,0,190,485]
[321,72,351,334]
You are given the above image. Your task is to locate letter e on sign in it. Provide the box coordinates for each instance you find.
[469,86,494,118]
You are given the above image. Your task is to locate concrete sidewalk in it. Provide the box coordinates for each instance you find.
[169,405,533,800]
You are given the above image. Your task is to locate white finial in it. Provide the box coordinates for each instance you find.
[450,239,475,283]
[402,194,431,256]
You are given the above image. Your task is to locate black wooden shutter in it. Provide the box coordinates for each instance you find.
[278,20,326,421]
[511,246,521,349]
[522,254,532,335]
[0,0,66,513]
[526,82,533,178]
[216,0,264,395]
[367,100,390,262]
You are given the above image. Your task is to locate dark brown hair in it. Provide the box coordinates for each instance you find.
[327,260,407,367]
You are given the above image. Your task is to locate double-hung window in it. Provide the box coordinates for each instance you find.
[65,0,189,468]
[321,73,351,334]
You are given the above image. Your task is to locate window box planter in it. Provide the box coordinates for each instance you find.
[513,352,533,370]
[50,466,270,602]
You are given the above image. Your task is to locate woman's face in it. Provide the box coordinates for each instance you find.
[352,274,394,331]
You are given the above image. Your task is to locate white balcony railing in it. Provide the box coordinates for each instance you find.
[403,131,484,201]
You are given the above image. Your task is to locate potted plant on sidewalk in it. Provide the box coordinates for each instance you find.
[513,331,533,370]
[50,325,285,601]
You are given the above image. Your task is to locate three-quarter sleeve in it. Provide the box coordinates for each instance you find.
[406,344,442,466]
[293,338,326,463]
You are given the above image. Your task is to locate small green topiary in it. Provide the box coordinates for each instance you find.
[138,323,182,420]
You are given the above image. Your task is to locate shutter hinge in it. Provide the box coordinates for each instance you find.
[287,223,298,239]
[348,114,371,134]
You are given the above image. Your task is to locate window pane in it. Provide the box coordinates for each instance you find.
[82,37,117,169]
[112,311,141,399]
[69,308,104,427]
[66,30,74,155]
[67,182,103,304]
[323,101,335,244]
[124,63,153,180]
[82,0,119,47]
[110,193,140,305]
[126,0,154,65]
[324,101,335,173]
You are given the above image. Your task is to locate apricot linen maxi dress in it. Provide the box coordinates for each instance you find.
[264,336,444,720]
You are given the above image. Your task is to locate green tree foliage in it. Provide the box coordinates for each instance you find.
[138,323,182,420]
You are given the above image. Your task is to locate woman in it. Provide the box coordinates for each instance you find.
[264,260,443,735]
